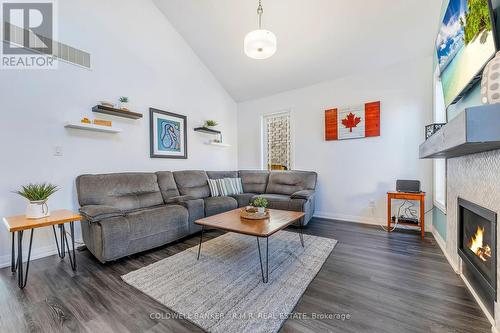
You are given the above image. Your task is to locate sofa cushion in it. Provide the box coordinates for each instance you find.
[204,196,237,216]
[206,171,238,179]
[173,170,210,199]
[231,193,255,207]
[76,173,164,211]
[251,194,304,211]
[126,205,188,241]
[156,171,181,201]
[85,204,190,262]
[265,171,317,195]
[239,170,269,194]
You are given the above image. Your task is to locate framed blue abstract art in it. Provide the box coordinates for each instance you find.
[150,108,187,159]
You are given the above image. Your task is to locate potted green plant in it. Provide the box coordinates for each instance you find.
[252,197,268,214]
[119,96,129,110]
[204,120,218,128]
[14,183,59,219]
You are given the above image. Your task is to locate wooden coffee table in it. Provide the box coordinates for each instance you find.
[195,208,305,283]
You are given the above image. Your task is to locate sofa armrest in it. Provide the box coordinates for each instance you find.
[176,198,204,211]
[176,198,205,227]
[291,190,315,200]
[80,205,124,223]
[165,195,195,204]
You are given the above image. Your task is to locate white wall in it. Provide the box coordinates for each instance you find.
[0,0,237,267]
[237,57,433,226]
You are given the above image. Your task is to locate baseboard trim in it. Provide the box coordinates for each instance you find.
[431,229,459,273]
[0,238,84,269]
[313,211,432,232]
[313,211,385,226]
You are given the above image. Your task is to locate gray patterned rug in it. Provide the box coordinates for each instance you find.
[122,231,337,333]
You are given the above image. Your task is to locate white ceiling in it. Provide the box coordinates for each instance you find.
[154,0,442,102]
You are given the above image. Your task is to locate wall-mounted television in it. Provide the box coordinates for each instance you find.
[436,0,497,108]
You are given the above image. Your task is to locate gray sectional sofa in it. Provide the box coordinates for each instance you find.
[76,170,317,263]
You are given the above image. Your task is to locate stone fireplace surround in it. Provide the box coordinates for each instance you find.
[445,149,500,330]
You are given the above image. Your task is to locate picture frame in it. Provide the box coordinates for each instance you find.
[150,108,187,159]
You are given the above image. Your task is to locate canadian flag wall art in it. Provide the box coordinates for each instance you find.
[325,101,380,140]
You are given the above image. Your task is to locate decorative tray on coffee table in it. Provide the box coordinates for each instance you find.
[240,207,270,220]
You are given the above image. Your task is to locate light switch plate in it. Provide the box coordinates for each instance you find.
[54,146,63,156]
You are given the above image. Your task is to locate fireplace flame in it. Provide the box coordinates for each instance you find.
[468,226,492,262]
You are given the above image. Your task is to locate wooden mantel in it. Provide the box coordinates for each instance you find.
[419,104,500,159]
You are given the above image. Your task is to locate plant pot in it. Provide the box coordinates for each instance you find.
[26,200,50,219]
[257,207,265,214]
[120,102,130,110]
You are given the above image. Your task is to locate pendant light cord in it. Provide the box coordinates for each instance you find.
[257,0,263,29]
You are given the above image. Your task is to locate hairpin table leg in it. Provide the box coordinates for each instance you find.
[16,229,34,289]
[197,226,205,260]
[257,237,269,283]
[62,222,77,270]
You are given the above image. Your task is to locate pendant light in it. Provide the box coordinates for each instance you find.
[244,0,276,60]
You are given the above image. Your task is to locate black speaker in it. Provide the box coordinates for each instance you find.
[396,180,421,193]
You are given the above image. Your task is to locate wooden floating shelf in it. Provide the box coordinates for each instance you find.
[206,141,231,147]
[419,104,500,159]
[92,105,143,119]
[64,122,122,133]
[194,127,221,135]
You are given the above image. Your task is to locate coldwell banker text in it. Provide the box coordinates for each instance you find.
[1,0,57,69]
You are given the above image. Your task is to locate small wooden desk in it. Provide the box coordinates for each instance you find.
[3,210,81,289]
[387,191,425,239]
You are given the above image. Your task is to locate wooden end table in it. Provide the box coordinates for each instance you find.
[3,209,81,289]
[387,191,426,239]
[195,208,305,283]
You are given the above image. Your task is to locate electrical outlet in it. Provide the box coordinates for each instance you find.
[54,146,63,156]
[368,199,376,216]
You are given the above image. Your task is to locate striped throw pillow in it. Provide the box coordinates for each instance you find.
[217,179,232,196]
[208,178,243,197]
[225,177,243,195]
[208,178,220,197]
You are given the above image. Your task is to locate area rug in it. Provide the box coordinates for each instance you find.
[122,231,337,333]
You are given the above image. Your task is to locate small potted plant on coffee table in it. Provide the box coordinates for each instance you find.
[252,197,268,214]
[14,183,59,219]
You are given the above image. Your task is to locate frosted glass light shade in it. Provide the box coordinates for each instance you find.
[244,29,276,59]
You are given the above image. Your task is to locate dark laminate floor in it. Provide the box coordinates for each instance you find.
[0,218,492,333]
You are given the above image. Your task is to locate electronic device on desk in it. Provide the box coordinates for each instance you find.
[392,216,419,225]
[396,180,421,193]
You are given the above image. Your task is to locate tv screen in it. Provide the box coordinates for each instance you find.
[436,0,497,108]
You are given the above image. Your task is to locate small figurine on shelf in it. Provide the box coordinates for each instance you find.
[119,96,129,110]
[93,119,112,127]
[100,101,115,108]
[213,133,223,143]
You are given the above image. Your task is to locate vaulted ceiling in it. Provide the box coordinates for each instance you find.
[154,0,443,102]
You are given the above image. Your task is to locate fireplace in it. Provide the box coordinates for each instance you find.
[458,198,497,315]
